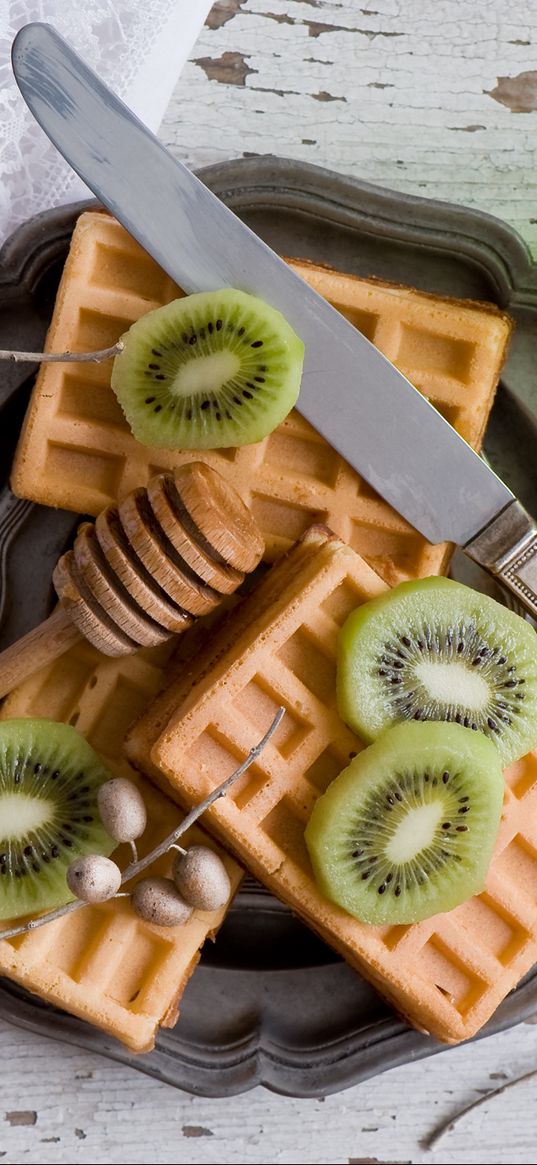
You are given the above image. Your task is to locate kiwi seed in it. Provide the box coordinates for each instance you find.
[337,577,537,765]
[110,289,305,450]
[0,719,115,921]
[305,720,505,925]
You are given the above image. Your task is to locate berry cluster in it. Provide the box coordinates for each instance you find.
[67,776,231,925]
[0,707,284,943]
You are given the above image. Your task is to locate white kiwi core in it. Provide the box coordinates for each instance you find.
[414,659,490,709]
[0,793,54,837]
[172,351,241,398]
[385,801,444,863]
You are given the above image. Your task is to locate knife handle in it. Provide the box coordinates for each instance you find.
[465,500,537,621]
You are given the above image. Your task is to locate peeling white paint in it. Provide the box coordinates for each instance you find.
[161,0,537,255]
[3,1021,537,1162]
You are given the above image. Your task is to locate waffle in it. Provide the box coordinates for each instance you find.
[126,528,537,1045]
[11,211,512,585]
[0,638,242,1054]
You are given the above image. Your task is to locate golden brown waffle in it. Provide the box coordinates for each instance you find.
[0,638,242,1054]
[126,528,537,1045]
[11,212,511,585]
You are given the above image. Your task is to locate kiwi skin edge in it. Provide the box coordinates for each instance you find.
[110,289,305,450]
[336,576,537,766]
[304,720,505,927]
[0,718,116,922]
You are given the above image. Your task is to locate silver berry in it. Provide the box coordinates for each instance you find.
[66,854,122,904]
[131,877,193,927]
[172,845,231,912]
[97,777,147,843]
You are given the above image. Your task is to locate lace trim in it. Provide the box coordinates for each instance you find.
[0,1,204,243]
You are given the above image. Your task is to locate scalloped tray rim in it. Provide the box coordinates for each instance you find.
[1,156,537,1097]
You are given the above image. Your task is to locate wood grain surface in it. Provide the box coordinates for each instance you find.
[162,0,537,257]
[4,2,537,1163]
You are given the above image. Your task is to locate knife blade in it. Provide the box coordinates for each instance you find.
[10,22,537,617]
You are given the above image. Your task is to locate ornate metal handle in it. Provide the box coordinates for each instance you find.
[465,500,537,621]
[0,490,34,626]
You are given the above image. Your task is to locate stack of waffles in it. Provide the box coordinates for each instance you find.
[0,639,242,1053]
[12,211,511,584]
[126,528,537,1044]
[4,208,520,1050]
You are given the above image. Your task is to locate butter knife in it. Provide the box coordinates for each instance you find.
[11,22,537,618]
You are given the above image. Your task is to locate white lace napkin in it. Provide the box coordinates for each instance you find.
[0,1,212,246]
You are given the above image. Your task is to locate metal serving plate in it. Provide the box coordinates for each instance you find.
[1,158,537,1098]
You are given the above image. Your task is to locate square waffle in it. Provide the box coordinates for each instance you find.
[11,211,512,585]
[0,638,242,1054]
[126,528,537,1045]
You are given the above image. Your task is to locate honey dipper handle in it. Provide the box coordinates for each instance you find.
[0,606,81,700]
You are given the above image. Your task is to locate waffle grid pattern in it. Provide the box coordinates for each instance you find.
[0,639,242,1053]
[142,531,537,1044]
[11,212,511,585]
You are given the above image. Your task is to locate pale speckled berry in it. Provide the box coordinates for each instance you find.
[131,877,193,927]
[97,777,147,843]
[172,845,231,911]
[66,854,122,904]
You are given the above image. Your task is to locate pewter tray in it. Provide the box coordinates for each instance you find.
[1,158,537,1098]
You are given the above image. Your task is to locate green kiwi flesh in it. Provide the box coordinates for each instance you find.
[305,720,504,925]
[111,289,305,449]
[337,577,537,766]
[0,720,115,921]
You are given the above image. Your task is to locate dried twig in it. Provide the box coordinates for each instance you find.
[0,706,285,942]
[424,1066,537,1150]
[0,342,123,364]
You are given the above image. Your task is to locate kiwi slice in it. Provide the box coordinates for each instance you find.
[110,289,305,449]
[305,720,504,925]
[0,719,115,921]
[337,577,537,766]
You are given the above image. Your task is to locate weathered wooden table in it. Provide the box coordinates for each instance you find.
[4,3,537,1162]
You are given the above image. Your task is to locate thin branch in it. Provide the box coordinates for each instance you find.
[121,706,285,881]
[0,342,124,364]
[424,1067,537,1150]
[0,707,285,943]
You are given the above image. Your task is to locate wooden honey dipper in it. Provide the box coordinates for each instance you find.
[0,463,265,699]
